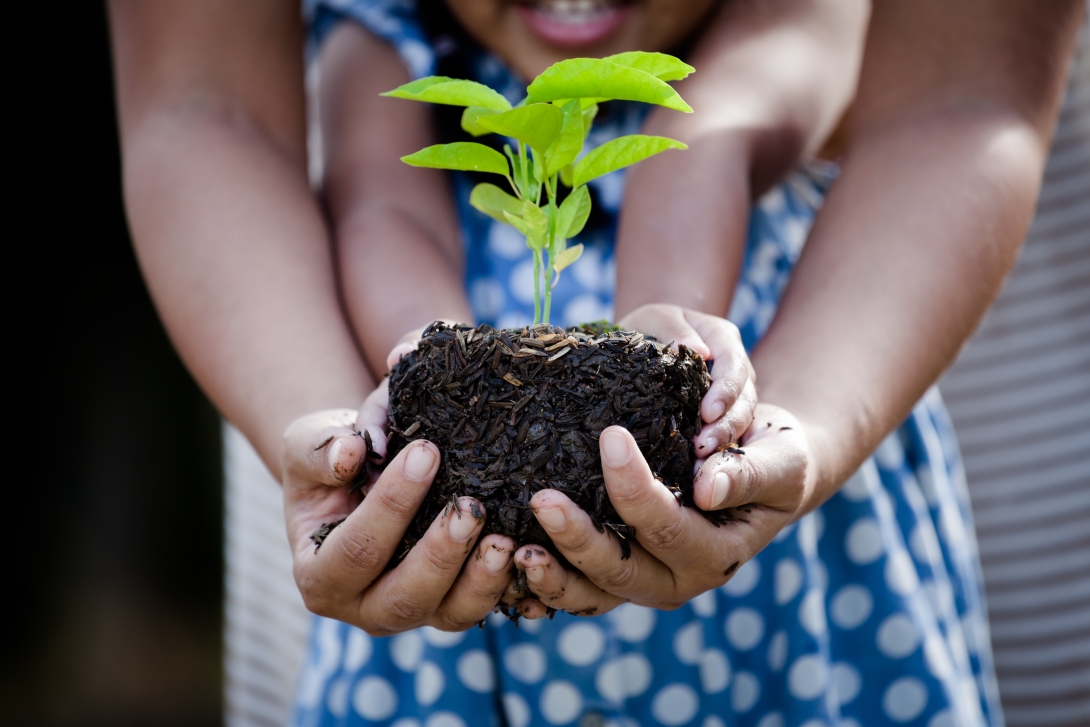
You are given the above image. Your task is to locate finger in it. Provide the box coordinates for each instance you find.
[600,426,732,572]
[692,413,808,514]
[616,304,711,359]
[514,544,626,617]
[517,599,552,619]
[695,378,757,457]
[299,440,439,607]
[283,409,368,487]
[355,379,389,461]
[387,341,418,371]
[682,310,755,430]
[356,496,486,633]
[429,534,515,631]
[529,489,677,607]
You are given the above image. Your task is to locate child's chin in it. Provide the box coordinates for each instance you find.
[516,2,633,49]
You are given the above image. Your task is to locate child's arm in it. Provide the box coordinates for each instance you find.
[317,23,474,376]
[615,0,869,316]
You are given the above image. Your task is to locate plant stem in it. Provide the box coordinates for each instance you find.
[518,142,529,202]
[543,174,559,325]
[532,249,542,325]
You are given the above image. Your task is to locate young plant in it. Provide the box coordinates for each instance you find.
[383,52,693,325]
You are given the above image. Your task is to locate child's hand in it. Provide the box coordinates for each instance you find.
[617,304,757,458]
[280,394,517,635]
[514,407,812,616]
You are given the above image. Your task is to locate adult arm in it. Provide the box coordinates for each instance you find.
[109,0,517,632]
[109,0,370,473]
[615,0,869,316]
[752,0,1086,511]
[514,0,1084,615]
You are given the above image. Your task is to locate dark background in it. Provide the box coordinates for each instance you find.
[7,3,224,725]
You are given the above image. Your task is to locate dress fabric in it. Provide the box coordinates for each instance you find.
[294,2,1003,726]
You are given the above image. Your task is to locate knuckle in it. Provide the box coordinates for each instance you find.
[640,516,686,551]
[382,585,431,627]
[419,539,466,574]
[336,529,386,574]
[372,486,419,520]
[594,562,637,593]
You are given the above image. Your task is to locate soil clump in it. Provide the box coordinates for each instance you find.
[383,321,712,565]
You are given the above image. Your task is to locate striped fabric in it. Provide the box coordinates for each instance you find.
[224,424,311,727]
[938,24,1090,727]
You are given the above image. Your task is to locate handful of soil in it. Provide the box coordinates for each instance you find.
[383,321,711,565]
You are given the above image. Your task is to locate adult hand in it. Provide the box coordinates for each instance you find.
[281,387,518,635]
[514,405,812,614]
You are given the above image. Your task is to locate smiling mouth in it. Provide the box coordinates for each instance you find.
[517,0,634,48]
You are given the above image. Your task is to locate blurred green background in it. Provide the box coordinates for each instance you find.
[6,3,224,725]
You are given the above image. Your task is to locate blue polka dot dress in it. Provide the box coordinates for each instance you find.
[295,3,1004,726]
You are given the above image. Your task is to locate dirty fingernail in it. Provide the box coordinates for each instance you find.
[600,429,631,468]
[483,546,511,574]
[448,499,481,542]
[524,566,544,584]
[403,443,436,481]
[326,438,344,473]
[535,507,566,532]
[707,400,726,421]
[711,471,730,508]
[698,436,717,453]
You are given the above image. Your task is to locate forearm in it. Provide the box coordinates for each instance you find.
[753,111,1045,505]
[751,0,1084,508]
[318,23,472,374]
[121,110,371,475]
[337,205,474,374]
[614,0,868,317]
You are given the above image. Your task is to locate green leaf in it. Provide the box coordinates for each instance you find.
[572,135,687,187]
[522,201,549,241]
[382,77,511,111]
[555,184,591,240]
[545,101,584,176]
[461,106,501,136]
[526,59,692,113]
[531,147,546,184]
[402,142,510,177]
[470,183,523,223]
[603,51,695,82]
[552,243,584,273]
[477,104,564,154]
[559,164,575,188]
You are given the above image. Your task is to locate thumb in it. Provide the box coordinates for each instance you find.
[282,409,367,487]
[692,422,808,513]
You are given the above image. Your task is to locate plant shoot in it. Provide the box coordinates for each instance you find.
[383,53,692,325]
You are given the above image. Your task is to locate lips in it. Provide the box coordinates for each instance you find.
[517,0,633,48]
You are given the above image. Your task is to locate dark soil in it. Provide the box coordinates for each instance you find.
[382,321,712,566]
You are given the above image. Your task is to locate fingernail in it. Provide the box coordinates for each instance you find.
[326,438,344,472]
[707,400,725,422]
[524,566,544,584]
[448,498,481,542]
[711,471,730,508]
[483,546,511,574]
[699,436,717,453]
[403,443,436,481]
[535,507,566,532]
[600,429,631,468]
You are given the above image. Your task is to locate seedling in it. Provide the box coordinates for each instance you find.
[383,52,692,325]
